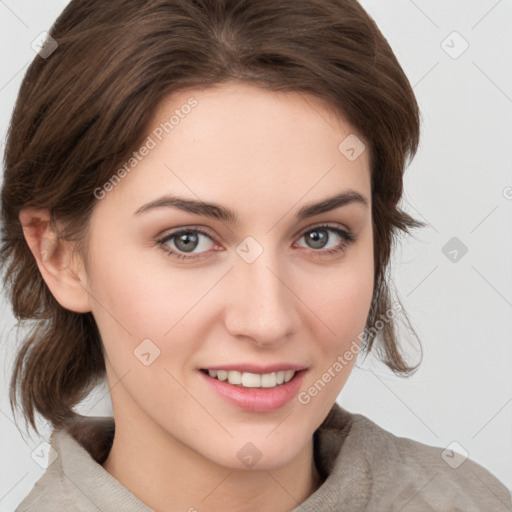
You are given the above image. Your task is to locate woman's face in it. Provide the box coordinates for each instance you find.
[83,81,374,469]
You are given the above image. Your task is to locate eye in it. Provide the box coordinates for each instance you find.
[156,227,218,261]
[294,224,356,257]
[156,224,356,261]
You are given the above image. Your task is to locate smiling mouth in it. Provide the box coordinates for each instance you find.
[199,368,299,389]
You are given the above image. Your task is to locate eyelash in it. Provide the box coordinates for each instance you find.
[156,224,356,261]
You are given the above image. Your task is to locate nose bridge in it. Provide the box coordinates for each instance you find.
[225,238,297,344]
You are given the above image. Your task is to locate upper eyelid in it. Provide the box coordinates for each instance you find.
[158,225,217,243]
[291,222,351,240]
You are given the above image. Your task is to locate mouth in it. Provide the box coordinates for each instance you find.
[198,367,308,412]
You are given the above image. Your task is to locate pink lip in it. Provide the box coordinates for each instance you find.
[201,363,308,373]
[199,368,307,413]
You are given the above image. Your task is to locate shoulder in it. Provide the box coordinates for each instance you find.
[348,411,512,511]
[15,416,134,512]
[15,453,83,512]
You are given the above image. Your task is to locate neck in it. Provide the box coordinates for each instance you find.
[102,413,323,512]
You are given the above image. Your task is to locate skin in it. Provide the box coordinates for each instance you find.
[20,81,374,512]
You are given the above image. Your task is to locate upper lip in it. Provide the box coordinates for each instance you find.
[200,364,308,374]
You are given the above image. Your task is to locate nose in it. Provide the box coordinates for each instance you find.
[223,248,300,348]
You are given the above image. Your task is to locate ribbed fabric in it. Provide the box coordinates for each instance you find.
[16,403,512,511]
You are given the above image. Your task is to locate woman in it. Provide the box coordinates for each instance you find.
[2,0,510,510]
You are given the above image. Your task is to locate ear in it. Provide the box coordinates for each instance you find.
[18,208,92,313]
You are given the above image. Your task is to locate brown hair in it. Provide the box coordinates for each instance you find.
[1,0,425,435]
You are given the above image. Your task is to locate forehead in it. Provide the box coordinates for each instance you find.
[96,82,371,220]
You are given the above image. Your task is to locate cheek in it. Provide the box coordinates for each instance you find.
[298,236,374,398]
[322,270,374,338]
[297,265,373,422]
[307,242,374,345]
[307,274,373,392]
[84,242,222,367]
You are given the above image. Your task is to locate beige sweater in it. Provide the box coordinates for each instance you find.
[16,402,512,511]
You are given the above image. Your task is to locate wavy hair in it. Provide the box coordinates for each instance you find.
[1,0,425,435]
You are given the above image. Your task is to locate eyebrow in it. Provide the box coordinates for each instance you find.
[134,190,369,224]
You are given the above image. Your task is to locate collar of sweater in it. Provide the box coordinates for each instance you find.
[51,402,370,511]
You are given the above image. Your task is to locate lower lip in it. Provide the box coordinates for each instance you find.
[199,370,307,413]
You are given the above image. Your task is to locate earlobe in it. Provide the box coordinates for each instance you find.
[19,208,92,313]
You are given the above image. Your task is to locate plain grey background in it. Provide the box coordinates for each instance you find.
[1,1,511,510]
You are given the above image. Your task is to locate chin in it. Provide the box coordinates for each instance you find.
[207,433,309,471]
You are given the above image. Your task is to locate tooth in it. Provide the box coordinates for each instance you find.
[261,372,277,388]
[227,370,242,385]
[209,369,298,387]
[241,372,261,387]
[284,370,295,383]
